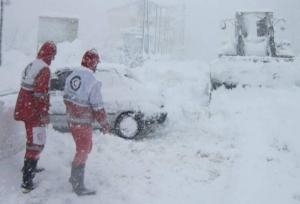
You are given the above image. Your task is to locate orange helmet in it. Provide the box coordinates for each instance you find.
[37,41,57,65]
[81,49,100,72]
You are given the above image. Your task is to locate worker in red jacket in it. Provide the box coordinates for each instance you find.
[14,41,57,193]
[63,49,110,196]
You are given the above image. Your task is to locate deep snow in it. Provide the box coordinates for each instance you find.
[1,0,300,203]
[0,45,300,203]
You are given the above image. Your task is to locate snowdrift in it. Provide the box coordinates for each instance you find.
[0,98,25,160]
[210,56,300,90]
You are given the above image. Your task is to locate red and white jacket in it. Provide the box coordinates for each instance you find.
[14,59,50,124]
[63,67,108,127]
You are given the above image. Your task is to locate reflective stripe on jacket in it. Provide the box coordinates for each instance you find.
[21,59,48,91]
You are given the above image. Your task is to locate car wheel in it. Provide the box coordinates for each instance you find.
[113,111,144,139]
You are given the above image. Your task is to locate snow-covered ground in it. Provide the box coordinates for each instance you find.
[211,86,300,204]
[0,45,300,203]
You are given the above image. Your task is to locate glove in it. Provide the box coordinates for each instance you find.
[40,114,50,124]
[100,122,111,134]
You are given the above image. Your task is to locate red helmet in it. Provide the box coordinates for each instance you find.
[37,41,57,65]
[81,49,100,72]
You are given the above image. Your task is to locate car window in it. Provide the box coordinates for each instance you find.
[50,69,73,91]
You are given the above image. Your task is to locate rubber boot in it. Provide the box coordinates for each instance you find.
[69,164,96,196]
[33,159,45,173]
[21,158,37,193]
[21,159,45,173]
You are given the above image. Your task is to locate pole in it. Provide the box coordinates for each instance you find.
[146,0,149,54]
[181,4,186,55]
[141,0,146,57]
[0,0,3,66]
[158,7,162,54]
[154,5,158,54]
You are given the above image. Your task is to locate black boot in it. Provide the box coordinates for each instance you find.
[34,166,45,173]
[21,160,45,173]
[69,164,96,196]
[21,158,37,193]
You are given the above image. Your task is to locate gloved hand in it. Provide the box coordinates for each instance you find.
[40,114,50,124]
[101,122,111,134]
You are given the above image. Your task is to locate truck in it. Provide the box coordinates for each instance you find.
[211,11,295,90]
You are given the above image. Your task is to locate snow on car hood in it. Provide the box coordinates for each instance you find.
[97,65,165,114]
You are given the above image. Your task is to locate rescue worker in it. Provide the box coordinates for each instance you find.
[14,41,57,193]
[63,49,110,196]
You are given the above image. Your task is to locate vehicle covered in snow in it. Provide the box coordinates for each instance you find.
[211,11,295,90]
[49,64,167,139]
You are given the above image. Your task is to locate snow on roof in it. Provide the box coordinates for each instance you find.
[38,13,79,20]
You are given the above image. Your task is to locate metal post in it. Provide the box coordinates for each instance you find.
[141,0,146,57]
[154,5,158,54]
[0,0,3,66]
[179,4,186,55]
[146,0,149,54]
[158,7,162,54]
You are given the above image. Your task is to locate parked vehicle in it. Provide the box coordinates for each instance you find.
[49,65,167,139]
[211,11,295,91]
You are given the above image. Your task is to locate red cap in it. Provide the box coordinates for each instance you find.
[81,49,100,72]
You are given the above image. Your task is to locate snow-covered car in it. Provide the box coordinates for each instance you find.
[49,65,167,139]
